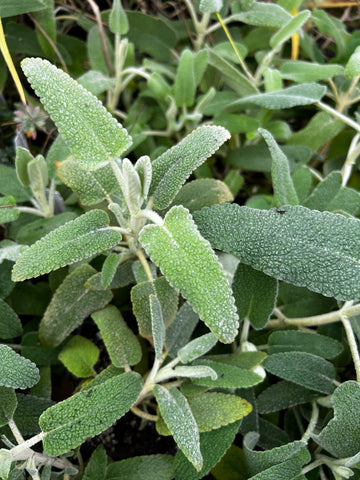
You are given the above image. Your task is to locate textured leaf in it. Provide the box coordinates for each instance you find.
[15,147,33,186]
[56,157,120,206]
[206,351,267,370]
[0,449,12,479]
[165,302,199,357]
[200,0,223,13]
[154,385,202,471]
[257,380,320,414]
[150,294,166,360]
[211,445,249,480]
[194,204,360,300]
[0,165,31,202]
[92,305,141,367]
[0,387,17,427]
[0,0,45,17]
[13,393,54,436]
[83,445,107,480]
[192,359,263,388]
[40,372,142,456]
[232,2,291,27]
[0,299,22,339]
[21,58,132,169]
[12,210,121,281]
[270,10,311,51]
[59,336,99,377]
[304,170,341,211]
[280,61,343,83]
[174,422,240,480]
[101,253,122,288]
[150,126,230,210]
[0,241,28,265]
[0,344,39,389]
[0,196,19,224]
[131,276,178,338]
[314,381,360,457]
[262,352,335,394]
[178,333,217,364]
[268,331,343,359]
[227,83,326,110]
[105,455,174,480]
[172,365,217,381]
[87,25,114,75]
[260,129,298,206]
[16,212,77,246]
[140,206,239,343]
[39,264,112,347]
[109,0,129,35]
[345,46,360,78]
[232,263,278,329]
[174,50,196,108]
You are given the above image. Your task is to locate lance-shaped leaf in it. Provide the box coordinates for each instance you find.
[83,445,107,480]
[314,381,360,458]
[345,46,360,78]
[92,305,141,367]
[21,58,132,169]
[260,128,298,207]
[0,387,17,426]
[0,344,39,389]
[39,264,112,347]
[150,294,165,360]
[154,385,203,471]
[0,196,19,223]
[101,253,122,288]
[194,204,360,300]
[139,206,239,343]
[192,359,262,388]
[165,302,199,358]
[270,10,311,52]
[40,371,142,456]
[178,333,217,364]
[0,299,22,339]
[106,455,174,480]
[268,331,343,359]
[150,126,231,210]
[174,49,196,108]
[12,210,122,281]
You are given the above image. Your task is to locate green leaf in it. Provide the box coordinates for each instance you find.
[87,26,114,76]
[105,455,174,480]
[292,167,313,203]
[16,212,77,246]
[174,422,240,480]
[314,381,360,457]
[21,332,61,366]
[154,385,203,471]
[0,0,45,17]
[83,445,107,480]
[0,166,31,202]
[56,157,120,206]
[165,302,199,357]
[232,2,291,27]
[280,61,343,83]
[0,196,19,224]
[227,83,326,110]
[260,129,298,206]
[168,179,233,214]
[15,147,33,186]
[39,264,112,347]
[207,49,258,97]
[109,0,129,35]
[13,393,54,436]
[150,294,165,360]
[0,344,39,389]
[0,299,22,339]
[199,0,223,13]
[0,449,12,480]
[192,359,263,388]
[40,371,142,456]
[304,170,341,210]
[21,58,132,169]
[174,50,196,108]
[139,206,239,343]
[207,351,267,370]
[172,365,217,381]
[0,241,28,265]
[77,70,116,96]
[262,352,335,394]
[211,445,249,480]
[270,10,311,51]
[87,260,135,291]
[194,203,360,300]
[92,305,142,368]
[232,264,277,329]
[131,276,178,339]
[0,387,17,427]
[58,336,99,378]
[178,333,217,364]
[28,155,48,198]
[101,253,122,288]
[150,126,230,210]
[268,331,343,359]
[345,46,360,78]
[257,380,320,414]
[188,392,251,432]
[12,209,121,281]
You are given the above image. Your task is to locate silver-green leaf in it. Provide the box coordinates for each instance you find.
[0,344,39,389]
[139,206,239,343]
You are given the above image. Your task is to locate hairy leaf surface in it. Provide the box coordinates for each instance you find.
[0,344,39,389]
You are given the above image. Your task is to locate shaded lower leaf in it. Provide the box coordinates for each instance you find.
[154,385,202,471]
[268,331,343,359]
[0,196,19,223]
[0,387,17,427]
[0,344,39,389]
[16,212,77,246]
[211,444,249,480]
[40,372,142,456]
[0,299,22,339]
[58,336,99,378]
[83,445,107,480]
[105,454,174,480]
[165,302,199,358]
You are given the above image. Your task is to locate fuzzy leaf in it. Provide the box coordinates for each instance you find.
[21,58,132,169]
[58,336,99,378]
[268,331,343,359]
[0,165,31,202]
[150,294,166,360]
[39,264,112,347]
[0,344,39,389]
[194,204,360,300]
[232,263,278,329]
[200,0,223,13]
[16,212,78,246]
[314,381,360,457]
[174,50,196,108]
[192,359,263,388]
[109,0,129,35]
[345,46,360,78]
[0,196,19,224]
[15,147,33,186]
[0,299,22,339]
[101,253,122,288]
[150,126,231,210]
[40,372,142,456]
[232,2,291,27]
[165,302,199,357]
[105,455,174,480]
[178,333,217,364]
[270,10,311,51]
[0,0,45,17]
[260,129,298,206]
[262,352,335,394]
[140,206,239,343]
[280,61,343,83]
[154,385,202,471]
[12,210,121,281]
[172,365,217,380]
[0,449,12,480]
[92,305,142,367]
[0,387,17,426]
[83,445,107,480]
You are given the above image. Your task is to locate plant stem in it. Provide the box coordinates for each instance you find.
[301,401,319,442]
[131,406,158,421]
[10,432,45,458]
[17,206,48,217]
[340,307,360,382]
[135,248,154,282]
[8,419,25,445]
[87,0,114,76]
[316,101,360,134]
